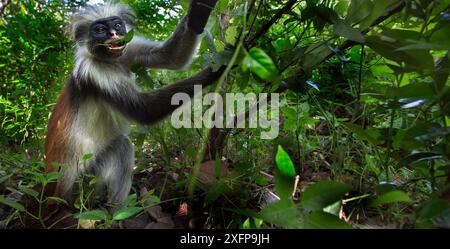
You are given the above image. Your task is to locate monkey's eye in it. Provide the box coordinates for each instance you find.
[114,23,122,29]
[95,26,106,33]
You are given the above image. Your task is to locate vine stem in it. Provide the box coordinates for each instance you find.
[188,42,244,201]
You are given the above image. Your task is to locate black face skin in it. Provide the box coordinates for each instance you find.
[88,16,127,59]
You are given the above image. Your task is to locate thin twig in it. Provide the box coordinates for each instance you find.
[246,0,299,47]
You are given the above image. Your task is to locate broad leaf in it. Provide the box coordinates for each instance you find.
[416,198,450,228]
[370,190,412,207]
[76,210,108,221]
[0,174,12,184]
[242,48,280,83]
[18,186,39,198]
[113,207,143,221]
[116,29,134,46]
[396,43,448,51]
[205,181,226,204]
[358,0,399,29]
[386,83,435,99]
[307,211,352,229]
[258,199,303,228]
[315,4,340,24]
[346,0,373,24]
[46,172,62,182]
[302,181,352,211]
[274,146,296,199]
[46,196,68,206]
[0,195,25,212]
[343,123,381,145]
[366,34,434,71]
[334,20,365,43]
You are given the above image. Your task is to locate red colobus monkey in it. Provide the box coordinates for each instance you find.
[44,0,220,205]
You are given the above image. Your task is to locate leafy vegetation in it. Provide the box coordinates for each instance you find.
[0,0,449,229]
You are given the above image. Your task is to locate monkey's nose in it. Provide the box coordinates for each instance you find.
[109,30,118,37]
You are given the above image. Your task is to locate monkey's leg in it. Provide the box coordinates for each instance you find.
[88,135,134,206]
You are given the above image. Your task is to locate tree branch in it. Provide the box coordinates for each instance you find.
[245,0,299,48]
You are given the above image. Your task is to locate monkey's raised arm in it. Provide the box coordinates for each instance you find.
[96,67,223,124]
[120,0,218,70]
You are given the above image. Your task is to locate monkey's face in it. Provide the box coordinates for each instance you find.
[88,16,127,59]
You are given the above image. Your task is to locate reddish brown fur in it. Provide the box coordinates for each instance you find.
[44,86,74,173]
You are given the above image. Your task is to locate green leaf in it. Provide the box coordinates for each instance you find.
[76,210,108,221]
[346,0,373,24]
[46,196,68,206]
[307,211,352,229]
[375,183,398,195]
[242,48,280,83]
[284,118,298,131]
[315,4,340,24]
[0,174,12,184]
[116,29,134,46]
[334,0,350,16]
[323,200,342,216]
[122,193,138,207]
[302,181,352,211]
[334,20,365,43]
[370,190,412,207]
[46,172,61,182]
[242,218,251,229]
[366,34,434,71]
[343,123,381,145]
[258,199,303,228]
[430,22,450,49]
[205,181,225,204]
[242,217,263,229]
[204,30,217,53]
[83,153,94,160]
[149,195,160,203]
[358,0,398,29]
[396,43,448,51]
[433,54,450,91]
[225,26,237,45]
[0,195,25,212]
[273,38,291,55]
[386,83,435,99]
[205,49,235,72]
[365,155,381,175]
[18,186,39,198]
[274,145,296,199]
[112,207,143,221]
[416,198,450,228]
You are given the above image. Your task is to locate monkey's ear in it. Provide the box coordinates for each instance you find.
[72,23,90,42]
[67,17,89,43]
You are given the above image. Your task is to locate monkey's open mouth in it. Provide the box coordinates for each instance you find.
[106,40,126,52]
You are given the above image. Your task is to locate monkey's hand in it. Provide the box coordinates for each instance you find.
[187,0,218,34]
